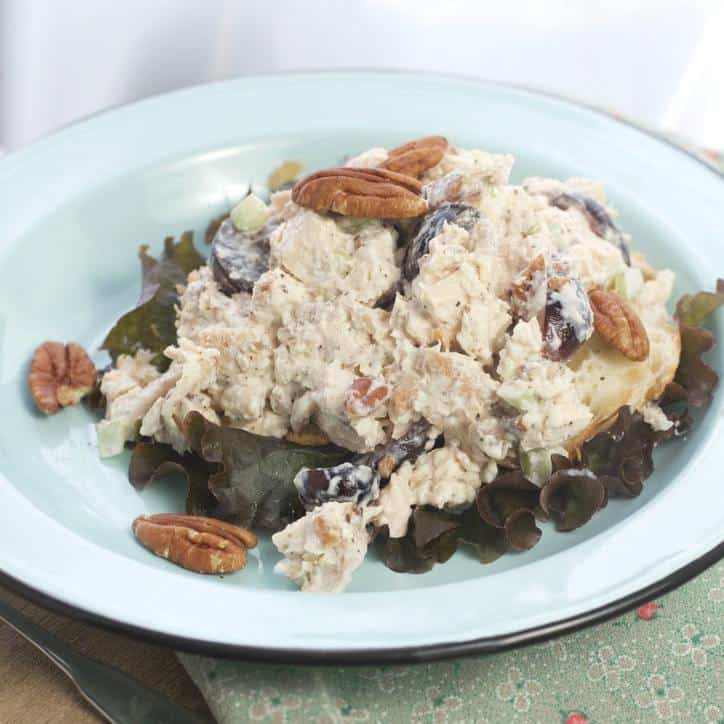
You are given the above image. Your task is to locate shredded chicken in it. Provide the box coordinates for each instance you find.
[97,141,679,592]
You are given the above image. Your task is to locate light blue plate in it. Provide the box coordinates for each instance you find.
[0,72,722,662]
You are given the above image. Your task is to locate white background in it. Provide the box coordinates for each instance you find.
[1,0,723,150]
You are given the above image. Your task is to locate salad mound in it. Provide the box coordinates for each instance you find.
[31,136,723,592]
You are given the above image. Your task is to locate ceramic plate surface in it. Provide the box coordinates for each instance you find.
[0,72,722,663]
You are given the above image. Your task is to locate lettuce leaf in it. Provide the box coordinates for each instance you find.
[457,507,509,563]
[381,508,460,573]
[474,471,543,549]
[101,232,205,369]
[380,503,518,573]
[476,471,543,527]
[503,509,543,551]
[128,440,219,517]
[129,412,352,531]
[675,279,724,326]
[675,325,719,406]
[379,479,541,574]
[581,407,661,498]
[540,469,605,531]
[673,279,724,405]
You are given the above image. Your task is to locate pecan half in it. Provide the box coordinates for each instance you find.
[381,135,448,178]
[588,289,650,361]
[28,341,96,414]
[291,167,427,218]
[132,514,257,574]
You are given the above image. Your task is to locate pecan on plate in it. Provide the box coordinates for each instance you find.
[380,135,448,178]
[291,167,428,218]
[588,288,650,361]
[132,514,257,574]
[28,341,96,415]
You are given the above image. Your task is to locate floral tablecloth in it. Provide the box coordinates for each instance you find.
[182,563,723,723]
[179,131,724,724]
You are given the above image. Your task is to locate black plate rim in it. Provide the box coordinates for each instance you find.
[2,541,721,665]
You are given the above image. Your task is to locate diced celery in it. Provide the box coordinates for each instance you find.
[230,194,269,232]
[96,417,139,458]
[520,446,566,486]
[96,418,133,458]
[520,448,553,486]
[497,383,537,412]
[611,267,644,299]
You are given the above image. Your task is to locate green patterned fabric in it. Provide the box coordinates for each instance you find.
[180,561,723,723]
[178,135,724,724]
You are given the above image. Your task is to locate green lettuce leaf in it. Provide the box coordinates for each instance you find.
[186,412,351,530]
[128,441,219,517]
[128,413,352,530]
[101,232,205,369]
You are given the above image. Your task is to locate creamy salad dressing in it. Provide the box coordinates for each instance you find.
[374,445,484,538]
[271,501,378,593]
[642,402,674,432]
[98,142,679,592]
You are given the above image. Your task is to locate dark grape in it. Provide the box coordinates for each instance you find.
[294,462,379,509]
[210,218,273,295]
[542,276,594,360]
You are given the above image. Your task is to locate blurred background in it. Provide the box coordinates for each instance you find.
[1,0,723,151]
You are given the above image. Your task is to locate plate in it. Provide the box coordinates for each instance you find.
[0,72,722,663]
